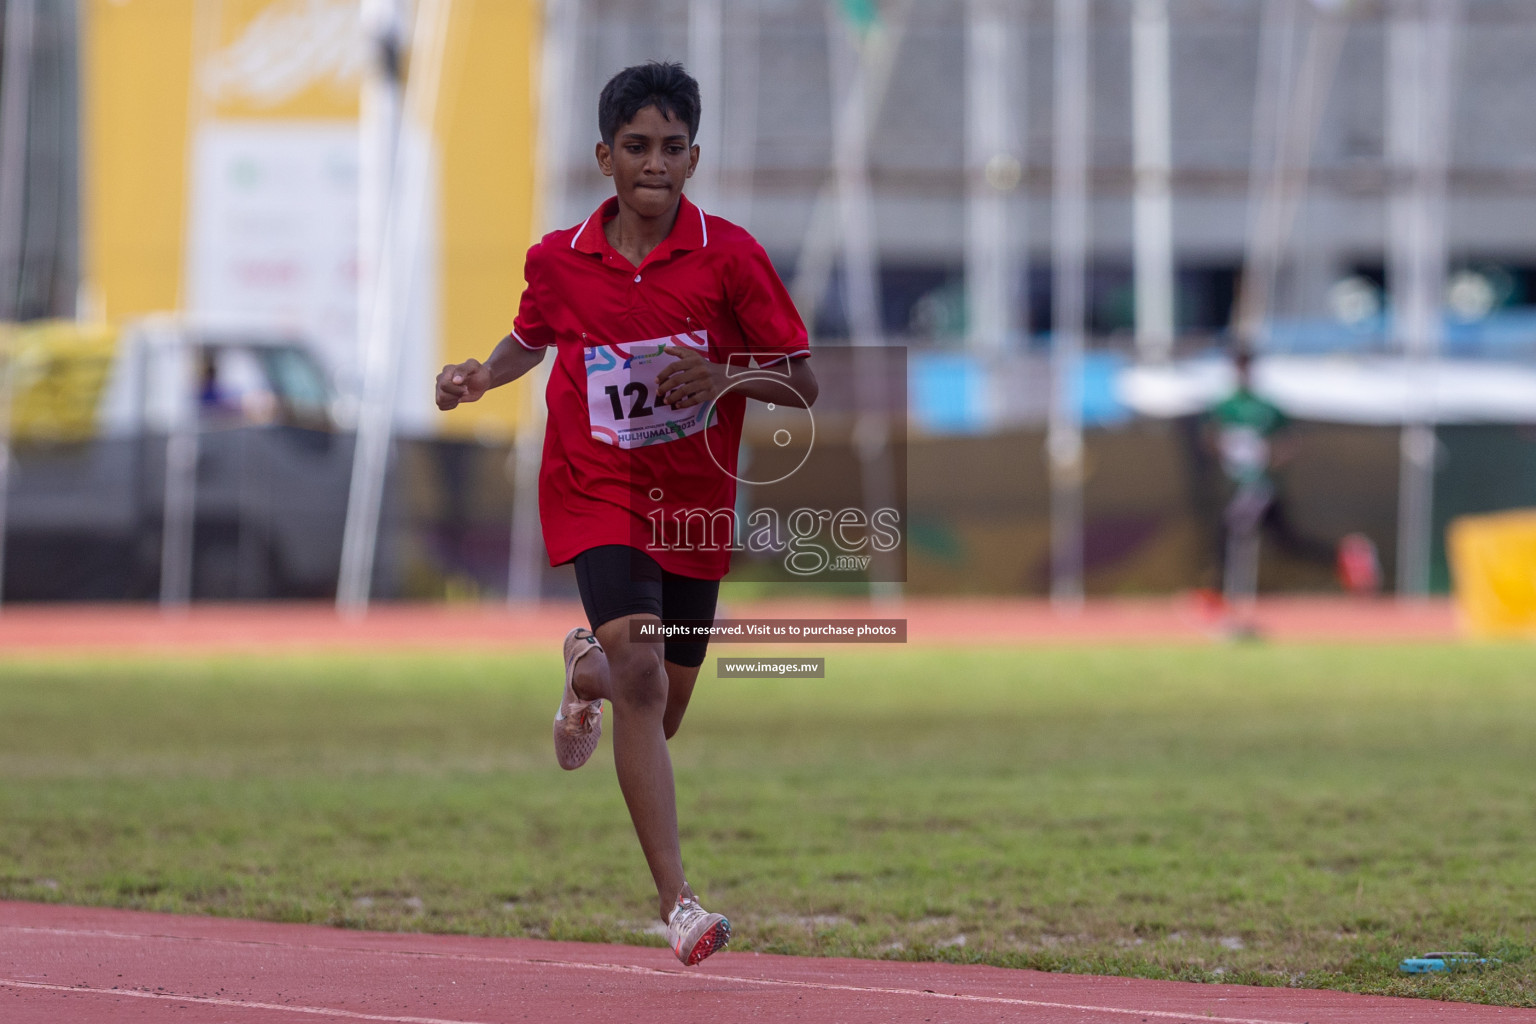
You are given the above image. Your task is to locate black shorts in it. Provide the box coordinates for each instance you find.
[572,545,720,668]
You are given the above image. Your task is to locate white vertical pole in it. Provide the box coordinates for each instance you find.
[828,8,902,602]
[339,0,408,612]
[687,0,723,211]
[504,374,547,602]
[965,0,1017,360]
[355,0,404,403]
[354,0,404,413]
[507,0,580,603]
[827,8,882,351]
[0,0,37,608]
[1233,0,1295,350]
[1233,1,1347,348]
[161,0,223,609]
[1131,0,1174,362]
[788,0,912,330]
[1389,0,1458,598]
[158,326,198,606]
[340,0,450,613]
[1049,0,1088,608]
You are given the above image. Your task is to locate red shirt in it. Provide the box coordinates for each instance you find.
[512,195,810,579]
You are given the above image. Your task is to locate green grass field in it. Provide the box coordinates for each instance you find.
[2,643,1535,1006]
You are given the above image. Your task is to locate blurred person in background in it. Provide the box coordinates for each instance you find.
[1202,348,1374,633]
[435,61,816,966]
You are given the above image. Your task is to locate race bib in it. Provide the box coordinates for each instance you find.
[585,331,716,448]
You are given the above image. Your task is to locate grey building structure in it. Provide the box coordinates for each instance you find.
[551,0,1536,349]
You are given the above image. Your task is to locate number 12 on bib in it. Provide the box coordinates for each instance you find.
[585,332,716,449]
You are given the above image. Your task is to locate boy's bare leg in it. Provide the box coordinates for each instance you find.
[571,634,703,741]
[578,613,699,921]
[659,662,700,741]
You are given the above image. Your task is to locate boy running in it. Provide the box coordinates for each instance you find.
[1202,348,1359,630]
[434,62,816,966]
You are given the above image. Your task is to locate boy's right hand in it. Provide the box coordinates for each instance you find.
[436,359,491,410]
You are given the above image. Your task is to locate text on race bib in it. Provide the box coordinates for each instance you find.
[585,332,716,449]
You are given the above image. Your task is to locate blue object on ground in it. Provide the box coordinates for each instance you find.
[1399,953,1499,973]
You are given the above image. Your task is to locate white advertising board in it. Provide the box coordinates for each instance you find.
[185,120,438,433]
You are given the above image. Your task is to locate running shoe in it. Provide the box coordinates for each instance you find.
[553,627,603,770]
[666,896,730,966]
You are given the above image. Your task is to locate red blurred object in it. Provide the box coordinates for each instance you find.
[1337,532,1382,595]
[1192,587,1228,621]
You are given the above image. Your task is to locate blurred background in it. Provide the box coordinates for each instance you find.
[2,0,1534,608]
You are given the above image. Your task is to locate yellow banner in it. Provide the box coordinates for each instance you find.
[83,0,542,438]
[434,0,543,439]
[1448,510,1536,637]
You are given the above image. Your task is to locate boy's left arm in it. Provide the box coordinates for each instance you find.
[655,344,817,410]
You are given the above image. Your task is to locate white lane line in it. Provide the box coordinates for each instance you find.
[0,979,496,1024]
[526,958,1294,1024]
[1,924,1312,1024]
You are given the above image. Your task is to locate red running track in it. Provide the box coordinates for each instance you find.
[2,902,1529,1024]
[0,596,1459,655]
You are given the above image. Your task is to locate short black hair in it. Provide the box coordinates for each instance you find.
[597,61,701,146]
